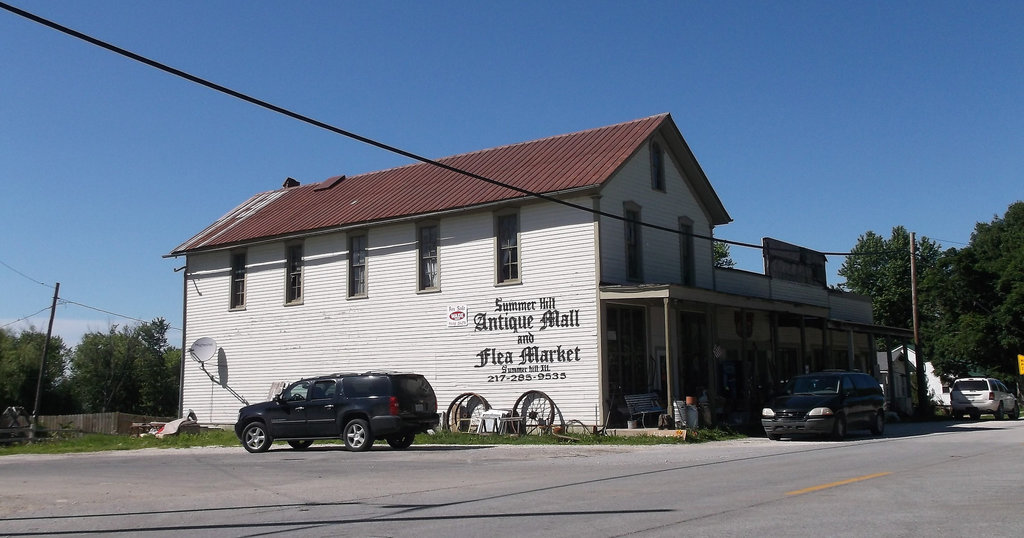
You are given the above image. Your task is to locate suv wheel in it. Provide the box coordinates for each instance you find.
[344,419,374,452]
[995,403,1005,420]
[1011,403,1020,420]
[870,412,885,436]
[288,440,314,450]
[242,422,273,453]
[830,415,846,441]
[387,433,416,450]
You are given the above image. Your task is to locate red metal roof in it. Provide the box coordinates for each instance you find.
[170,113,699,255]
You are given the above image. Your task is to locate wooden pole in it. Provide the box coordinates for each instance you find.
[31,282,60,433]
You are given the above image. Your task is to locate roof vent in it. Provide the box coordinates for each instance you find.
[282,177,300,188]
[314,175,346,191]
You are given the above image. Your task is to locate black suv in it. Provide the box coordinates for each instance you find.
[761,371,885,441]
[235,372,439,453]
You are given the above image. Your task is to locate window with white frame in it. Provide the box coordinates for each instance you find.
[349,233,367,297]
[230,250,246,309]
[285,243,303,304]
[650,140,665,192]
[624,203,642,281]
[679,218,695,286]
[418,223,439,291]
[496,213,520,284]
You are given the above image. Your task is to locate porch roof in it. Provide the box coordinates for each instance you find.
[600,283,827,317]
[599,284,915,339]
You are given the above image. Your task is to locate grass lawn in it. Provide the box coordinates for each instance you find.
[0,425,744,456]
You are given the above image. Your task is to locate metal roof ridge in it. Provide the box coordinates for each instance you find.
[310,113,670,188]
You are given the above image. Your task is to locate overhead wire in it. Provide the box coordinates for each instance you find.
[0,258,53,288]
[1,2,927,269]
[1,257,181,334]
[0,2,907,258]
[0,305,55,330]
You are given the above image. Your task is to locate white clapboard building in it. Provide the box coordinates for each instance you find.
[168,114,910,428]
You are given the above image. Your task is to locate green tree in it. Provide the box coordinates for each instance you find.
[923,202,1024,378]
[0,327,72,414]
[713,241,736,269]
[838,226,942,329]
[69,319,180,415]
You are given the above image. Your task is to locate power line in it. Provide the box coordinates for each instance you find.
[0,258,52,288]
[0,2,903,258]
[0,306,54,330]
[1,253,180,332]
[60,298,181,332]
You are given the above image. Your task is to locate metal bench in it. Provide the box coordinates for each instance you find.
[624,392,665,428]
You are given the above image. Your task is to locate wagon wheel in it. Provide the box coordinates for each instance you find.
[445,392,491,432]
[513,390,565,435]
[564,419,592,436]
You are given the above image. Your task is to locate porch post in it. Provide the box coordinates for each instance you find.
[847,329,855,371]
[664,297,673,421]
[886,344,896,412]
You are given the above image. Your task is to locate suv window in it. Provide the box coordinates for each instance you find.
[311,380,336,400]
[953,380,989,391]
[343,376,389,398]
[394,375,436,399]
[281,380,311,401]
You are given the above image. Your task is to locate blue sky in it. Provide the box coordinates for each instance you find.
[2,2,1021,347]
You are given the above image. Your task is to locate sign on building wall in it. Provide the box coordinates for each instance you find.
[469,296,582,385]
[447,305,469,327]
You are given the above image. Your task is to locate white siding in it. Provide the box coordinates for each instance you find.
[828,293,873,323]
[598,141,715,288]
[183,197,602,424]
[713,268,771,297]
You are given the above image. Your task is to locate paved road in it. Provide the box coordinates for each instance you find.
[2,419,1023,537]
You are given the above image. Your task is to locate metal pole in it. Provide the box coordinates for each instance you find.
[31,282,60,432]
[910,233,926,416]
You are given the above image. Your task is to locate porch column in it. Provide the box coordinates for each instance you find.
[847,329,855,370]
[664,297,673,421]
[886,344,896,412]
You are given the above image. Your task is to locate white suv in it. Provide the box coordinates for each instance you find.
[950,378,1019,420]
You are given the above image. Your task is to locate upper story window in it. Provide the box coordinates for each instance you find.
[679,218,695,286]
[418,223,439,291]
[230,250,246,310]
[285,243,303,304]
[496,213,520,284]
[650,141,665,191]
[349,233,367,298]
[624,203,642,281]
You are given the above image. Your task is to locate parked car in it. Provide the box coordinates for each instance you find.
[235,371,439,453]
[950,377,1019,420]
[761,371,885,441]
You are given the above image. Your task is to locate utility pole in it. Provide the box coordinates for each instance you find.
[31,282,60,435]
[910,234,927,417]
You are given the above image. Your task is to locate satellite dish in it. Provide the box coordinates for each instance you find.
[190,337,218,363]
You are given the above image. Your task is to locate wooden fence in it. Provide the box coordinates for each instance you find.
[35,412,175,435]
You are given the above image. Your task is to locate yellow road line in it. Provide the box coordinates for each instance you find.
[786,472,891,496]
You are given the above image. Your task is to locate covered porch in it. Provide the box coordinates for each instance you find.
[598,283,909,429]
